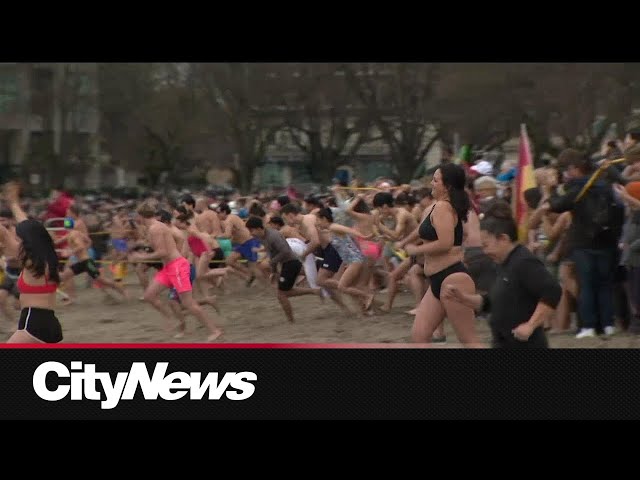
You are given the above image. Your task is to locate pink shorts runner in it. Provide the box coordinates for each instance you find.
[154,257,192,294]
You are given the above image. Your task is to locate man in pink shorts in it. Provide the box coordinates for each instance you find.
[128,202,223,341]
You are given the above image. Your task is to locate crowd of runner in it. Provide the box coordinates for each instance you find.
[2,127,640,347]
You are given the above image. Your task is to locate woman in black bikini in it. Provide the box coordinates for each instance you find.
[405,164,482,347]
[2,182,63,343]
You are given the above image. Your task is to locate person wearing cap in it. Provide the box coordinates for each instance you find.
[473,176,500,215]
[470,160,493,177]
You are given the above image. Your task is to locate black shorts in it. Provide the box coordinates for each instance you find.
[279,259,302,291]
[0,270,20,299]
[319,244,342,273]
[429,262,468,300]
[18,307,63,343]
[71,259,101,280]
[209,248,226,269]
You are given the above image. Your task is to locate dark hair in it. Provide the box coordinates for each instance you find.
[16,220,60,284]
[628,131,640,143]
[217,203,231,215]
[304,196,323,208]
[245,216,264,230]
[316,207,334,223]
[277,195,291,207]
[479,200,517,242]
[373,192,394,208]
[523,187,542,210]
[176,207,195,225]
[280,203,301,216]
[438,163,470,223]
[181,194,196,208]
[416,188,433,201]
[249,203,266,218]
[168,197,179,210]
[156,209,172,225]
[395,192,416,206]
[175,205,189,216]
[325,197,337,208]
[0,209,13,219]
[558,148,592,174]
[268,216,285,227]
[352,197,371,214]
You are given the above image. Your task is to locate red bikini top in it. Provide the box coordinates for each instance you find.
[17,271,57,294]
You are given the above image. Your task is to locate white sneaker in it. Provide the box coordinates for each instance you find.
[604,326,616,336]
[576,328,596,339]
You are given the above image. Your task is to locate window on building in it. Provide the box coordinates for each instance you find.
[0,70,18,113]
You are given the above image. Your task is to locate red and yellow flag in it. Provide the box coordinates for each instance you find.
[514,124,536,242]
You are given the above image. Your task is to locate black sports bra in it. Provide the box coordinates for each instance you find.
[418,203,463,246]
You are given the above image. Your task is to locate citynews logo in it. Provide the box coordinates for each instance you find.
[33,361,257,410]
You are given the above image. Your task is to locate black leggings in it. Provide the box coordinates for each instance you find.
[429,262,469,300]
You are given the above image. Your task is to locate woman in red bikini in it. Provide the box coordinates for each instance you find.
[2,182,63,343]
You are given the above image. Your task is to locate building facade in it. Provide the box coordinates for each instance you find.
[0,63,100,188]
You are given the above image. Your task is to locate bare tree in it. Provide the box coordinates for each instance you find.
[33,63,91,188]
[99,63,206,189]
[192,63,284,193]
[343,63,442,182]
[275,63,373,183]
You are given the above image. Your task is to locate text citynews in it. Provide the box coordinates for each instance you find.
[32,362,258,410]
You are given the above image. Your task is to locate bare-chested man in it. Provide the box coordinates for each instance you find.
[129,202,223,342]
[181,195,223,236]
[57,205,100,298]
[372,192,419,312]
[215,202,264,286]
[59,219,129,304]
[107,208,133,282]
[66,205,88,236]
[280,203,322,290]
[132,210,173,299]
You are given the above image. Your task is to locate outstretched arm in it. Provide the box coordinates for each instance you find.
[4,182,28,224]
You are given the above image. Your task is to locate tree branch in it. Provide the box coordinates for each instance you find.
[416,130,441,165]
[288,126,310,153]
